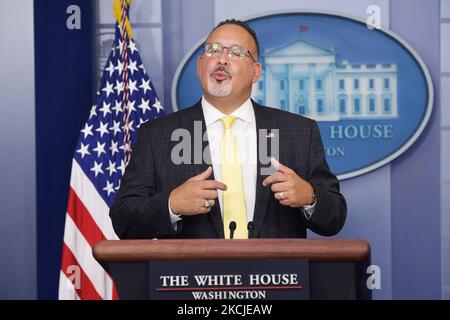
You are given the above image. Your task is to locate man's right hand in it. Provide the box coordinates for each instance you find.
[169,166,227,216]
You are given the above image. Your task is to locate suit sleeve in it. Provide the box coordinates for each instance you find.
[109,124,178,239]
[303,121,347,236]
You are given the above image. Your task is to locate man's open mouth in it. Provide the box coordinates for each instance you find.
[211,67,232,82]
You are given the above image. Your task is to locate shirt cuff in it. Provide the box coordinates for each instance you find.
[302,199,316,220]
[168,197,182,226]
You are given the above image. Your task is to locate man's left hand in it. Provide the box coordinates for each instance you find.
[262,158,315,208]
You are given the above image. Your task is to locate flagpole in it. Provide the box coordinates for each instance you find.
[114,0,133,164]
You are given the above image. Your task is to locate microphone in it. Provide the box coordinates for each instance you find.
[247,221,254,238]
[229,221,236,239]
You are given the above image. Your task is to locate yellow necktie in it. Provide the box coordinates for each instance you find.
[221,116,247,239]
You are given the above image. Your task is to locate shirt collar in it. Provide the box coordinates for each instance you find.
[201,97,255,127]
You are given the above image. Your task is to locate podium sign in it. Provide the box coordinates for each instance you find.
[149,259,309,300]
[93,239,371,300]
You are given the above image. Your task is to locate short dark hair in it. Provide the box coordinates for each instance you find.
[209,19,260,61]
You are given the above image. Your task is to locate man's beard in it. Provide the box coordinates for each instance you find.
[207,66,233,97]
[207,78,233,97]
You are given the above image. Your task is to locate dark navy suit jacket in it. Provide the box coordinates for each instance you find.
[110,100,346,239]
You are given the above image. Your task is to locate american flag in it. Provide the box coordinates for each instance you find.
[58,6,164,299]
[299,24,309,33]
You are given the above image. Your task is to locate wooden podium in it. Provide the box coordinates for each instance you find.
[93,239,371,300]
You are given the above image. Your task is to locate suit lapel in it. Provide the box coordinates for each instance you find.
[181,100,277,238]
[252,102,275,238]
[183,102,224,238]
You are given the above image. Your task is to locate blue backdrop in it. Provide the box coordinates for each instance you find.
[34,0,95,299]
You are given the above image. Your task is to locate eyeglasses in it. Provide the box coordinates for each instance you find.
[204,42,257,62]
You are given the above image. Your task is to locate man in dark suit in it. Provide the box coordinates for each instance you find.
[110,19,346,239]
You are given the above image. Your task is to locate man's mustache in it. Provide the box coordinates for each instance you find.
[210,66,232,78]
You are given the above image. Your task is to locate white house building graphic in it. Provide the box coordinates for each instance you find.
[252,39,398,122]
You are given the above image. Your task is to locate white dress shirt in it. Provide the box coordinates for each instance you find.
[169,97,315,226]
[201,97,257,222]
